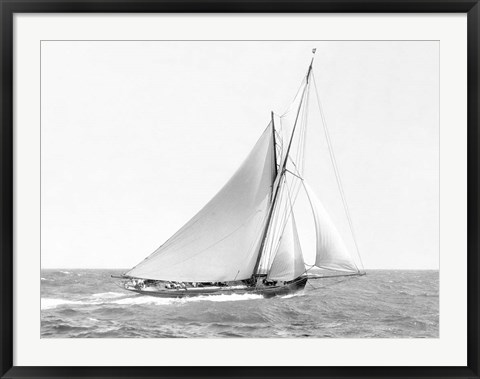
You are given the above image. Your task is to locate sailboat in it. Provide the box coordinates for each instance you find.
[113,50,365,298]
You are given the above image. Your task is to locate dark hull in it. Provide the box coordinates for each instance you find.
[126,277,308,299]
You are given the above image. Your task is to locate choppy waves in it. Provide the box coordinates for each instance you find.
[40,269,439,338]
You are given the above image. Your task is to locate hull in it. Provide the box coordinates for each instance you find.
[125,277,307,299]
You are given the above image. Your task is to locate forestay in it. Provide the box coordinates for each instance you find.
[126,127,276,282]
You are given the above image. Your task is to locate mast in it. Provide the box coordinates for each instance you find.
[252,55,315,278]
[271,111,278,177]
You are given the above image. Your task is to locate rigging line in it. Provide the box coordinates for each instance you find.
[277,117,287,166]
[293,98,303,166]
[268,173,306,275]
[253,69,312,276]
[284,176,303,273]
[287,156,304,180]
[265,181,288,270]
[286,160,304,207]
[271,114,278,178]
[293,114,305,173]
[286,165,306,213]
[266,173,305,273]
[284,127,306,205]
[311,72,364,272]
[288,87,309,203]
[281,78,311,169]
[285,169,304,180]
[301,85,310,173]
[306,280,321,291]
[306,275,359,292]
[307,272,364,280]
[266,177,292,269]
[280,77,307,118]
[258,176,289,273]
[293,117,307,190]
[269,124,308,272]
[297,87,309,171]
[289,88,307,173]
[303,265,358,276]
[254,169,288,275]
[286,174,300,205]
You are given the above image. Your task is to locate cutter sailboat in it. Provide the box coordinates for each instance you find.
[113,51,365,298]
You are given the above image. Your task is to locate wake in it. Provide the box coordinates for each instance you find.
[41,292,266,310]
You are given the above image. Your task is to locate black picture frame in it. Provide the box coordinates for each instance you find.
[1,1,479,378]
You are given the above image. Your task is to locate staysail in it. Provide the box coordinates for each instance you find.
[267,211,305,281]
[126,126,276,282]
[303,181,359,273]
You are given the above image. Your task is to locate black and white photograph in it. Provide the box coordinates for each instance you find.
[40,41,439,339]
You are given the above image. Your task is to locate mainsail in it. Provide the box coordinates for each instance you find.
[126,126,276,282]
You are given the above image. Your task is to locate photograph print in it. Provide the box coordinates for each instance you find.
[41,41,439,338]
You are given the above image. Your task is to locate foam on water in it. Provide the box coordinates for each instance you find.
[111,295,176,306]
[42,291,264,310]
[41,269,439,338]
[91,292,126,300]
[42,298,83,310]
[42,293,128,309]
[187,293,263,303]
[111,292,264,306]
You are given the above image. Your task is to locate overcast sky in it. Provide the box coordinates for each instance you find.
[41,41,439,269]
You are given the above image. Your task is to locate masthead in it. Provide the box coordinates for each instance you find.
[307,49,316,82]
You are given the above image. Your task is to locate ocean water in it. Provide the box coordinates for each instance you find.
[41,269,438,338]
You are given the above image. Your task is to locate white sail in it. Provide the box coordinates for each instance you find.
[255,81,310,276]
[258,171,305,279]
[303,181,359,273]
[126,126,276,282]
[267,211,305,281]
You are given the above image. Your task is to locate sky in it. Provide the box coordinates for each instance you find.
[41,41,439,269]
